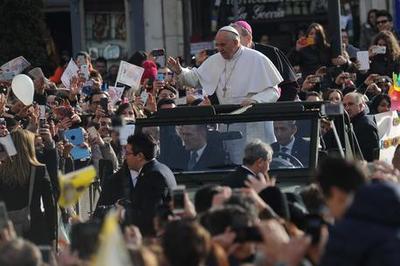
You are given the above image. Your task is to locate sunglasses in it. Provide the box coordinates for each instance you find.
[376,19,389,25]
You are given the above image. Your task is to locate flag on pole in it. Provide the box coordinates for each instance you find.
[58,165,96,207]
[91,210,132,266]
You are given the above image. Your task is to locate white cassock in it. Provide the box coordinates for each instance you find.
[178,46,283,164]
[179,46,283,104]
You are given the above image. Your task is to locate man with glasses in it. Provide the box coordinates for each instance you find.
[97,133,176,236]
[375,10,393,32]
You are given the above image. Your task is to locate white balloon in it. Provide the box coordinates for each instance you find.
[11,74,34,106]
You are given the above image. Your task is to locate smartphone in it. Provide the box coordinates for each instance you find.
[87,126,98,139]
[39,118,47,129]
[304,214,324,245]
[80,65,89,80]
[309,76,321,83]
[151,48,165,57]
[64,128,85,146]
[373,46,386,54]
[306,37,315,46]
[76,55,86,66]
[233,226,263,243]
[0,118,6,127]
[172,185,185,214]
[157,73,165,81]
[39,105,46,119]
[100,98,108,114]
[37,245,53,264]
[0,85,7,95]
[140,91,149,104]
[0,202,9,230]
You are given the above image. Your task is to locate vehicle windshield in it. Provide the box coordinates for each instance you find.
[138,118,312,173]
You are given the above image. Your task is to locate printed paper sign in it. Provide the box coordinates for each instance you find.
[108,86,125,105]
[116,61,144,90]
[61,59,79,89]
[0,135,17,157]
[375,111,400,163]
[0,56,31,81]
[119,124,135,146]
[357,51,370,71]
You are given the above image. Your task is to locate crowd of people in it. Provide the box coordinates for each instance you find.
[0,7,400,266]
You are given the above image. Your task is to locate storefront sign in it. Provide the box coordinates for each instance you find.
[219,0,327,22]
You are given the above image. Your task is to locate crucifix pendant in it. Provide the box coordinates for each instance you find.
[223,87,227,97]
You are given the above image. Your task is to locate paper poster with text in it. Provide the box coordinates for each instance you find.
[61,59,79,89]
[375,111,400,163]
[108,86,125,105]
[0,56,31,81]
[116,60,144,91]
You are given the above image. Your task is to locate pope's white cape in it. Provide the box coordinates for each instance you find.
[180,46,283,102]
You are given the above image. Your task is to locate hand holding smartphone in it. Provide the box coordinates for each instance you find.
[100,98,108,114]
[140,91,149,105]
[151,49,165,57]
[172,185,186,214]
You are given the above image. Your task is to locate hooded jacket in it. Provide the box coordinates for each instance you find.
[320,181,400,266]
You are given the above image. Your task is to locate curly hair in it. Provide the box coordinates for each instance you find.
[372,31,400,61]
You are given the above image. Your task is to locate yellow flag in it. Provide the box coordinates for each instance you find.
[58,165,96,207]
[91,210,132,266]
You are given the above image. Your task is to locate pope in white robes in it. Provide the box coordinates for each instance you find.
[167,26,283,164]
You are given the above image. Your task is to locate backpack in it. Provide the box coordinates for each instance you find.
[7,166,36,235]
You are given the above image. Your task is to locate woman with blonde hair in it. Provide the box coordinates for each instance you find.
[369,30,400,76]
[0,128,56,245]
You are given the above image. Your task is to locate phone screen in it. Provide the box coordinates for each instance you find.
[140,91,149,104]
[151,49,165,57]
[100,98,108,113]
[38,246,52,263]
[76,55,86,66]
[80,65,89,80]
[157,73,165,81]
[87,127,98,139]
[172,185,185,213]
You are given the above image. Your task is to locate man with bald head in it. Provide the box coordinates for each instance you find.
[167,26,283,106]
[343,92,379,161]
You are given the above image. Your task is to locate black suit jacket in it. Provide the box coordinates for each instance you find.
[0,165,56,245]
[254,43,297,82]
[182,144,226,171]
[97,160,177,236]
[222,166,255,189]
[271,137,310,167]
[352,111,380,162]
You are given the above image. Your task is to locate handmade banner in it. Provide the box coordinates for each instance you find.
[108,86,125,105]
[61,59,79,89]
[375,111,400,163]
[115,60,144,91]
[0,56,31,81]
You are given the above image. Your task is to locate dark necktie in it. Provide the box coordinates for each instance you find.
[187,151,198,170]
[280,146,289,154]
